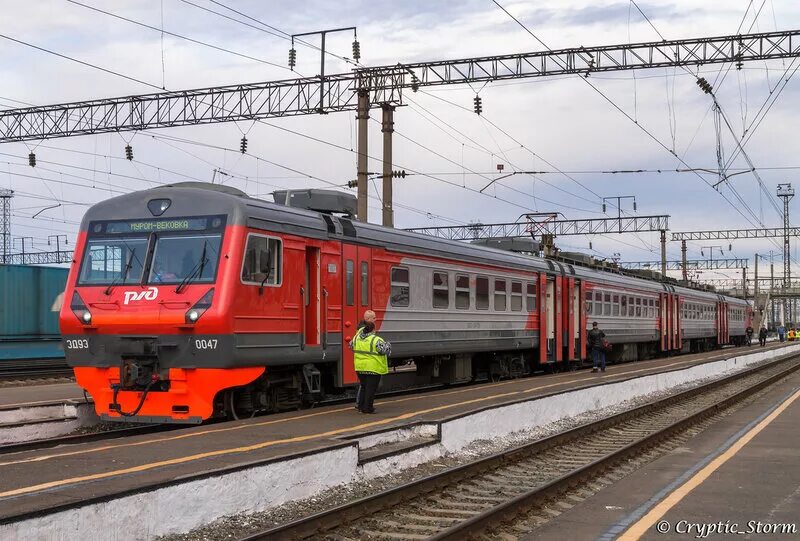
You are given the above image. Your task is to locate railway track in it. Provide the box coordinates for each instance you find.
[0,358,72,380]
[237,353,800,541]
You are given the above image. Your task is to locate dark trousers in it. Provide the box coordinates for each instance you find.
[591,348,606,370]
[759,336,767,346]
[356,372,381,412]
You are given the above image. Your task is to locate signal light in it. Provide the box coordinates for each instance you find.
[473,95,483,115]
[125,144,133,161]
[288,48,297,69]
[240,136,248,154]
[696,77,713,94]
[28,152,36,167]
[352,39,361,62]
[410,73,419,93]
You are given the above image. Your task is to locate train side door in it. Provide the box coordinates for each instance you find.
[340,244,360,386]
[543,276,556,362]
[562,277,578,362]
[303,246,321,349]
[571,279,582,361]
[674,296,682,348]
[660,292,668,352]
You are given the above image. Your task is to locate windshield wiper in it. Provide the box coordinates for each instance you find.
[104,248,136,296]
[176,240,209,294]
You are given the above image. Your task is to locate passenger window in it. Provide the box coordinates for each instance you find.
[603,293,611,316]
[455,274,470,310]
[390,267,410,307]
[635,298,642,318]
[528,283,538,311]
[345,260,355,306]
[494,279,507,311]
[621,295,628,317]
[594,290,603,316]
[476,276,489,310]
[241,235,282,286]
[433,271,449,309]
[612,294,620,316]
[511,281,523,311]
[360,262,369,307]
[585,290,592,314]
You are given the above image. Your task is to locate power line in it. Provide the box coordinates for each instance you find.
[65,0,288,72]
[0,33,163,91]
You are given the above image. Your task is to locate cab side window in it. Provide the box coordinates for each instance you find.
[241,234,282,286]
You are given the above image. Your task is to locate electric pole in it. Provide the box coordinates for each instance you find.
[381,104,395,227]
[0,189,11,265]
[777,183,794,322]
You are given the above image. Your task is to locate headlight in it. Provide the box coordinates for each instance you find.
[185,288,214,324]
[71,291,93,325]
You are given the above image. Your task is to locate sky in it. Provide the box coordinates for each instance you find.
[1,0,800,287]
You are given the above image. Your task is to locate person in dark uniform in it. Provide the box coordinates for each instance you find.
[350,321,391,414]
[758,326,768,347]
[745,325,754,346]
[588,321,606,373]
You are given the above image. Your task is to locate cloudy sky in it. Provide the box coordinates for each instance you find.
[2,0,800,286]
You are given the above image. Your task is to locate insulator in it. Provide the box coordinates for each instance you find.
[352,40,361,62]
[28,152,36,167]
[347,179,358,188]
[288,48,297,69]
[473,95,483,115]
[240,136,248,154]
[124,144,133,161]
[392,170,406,179]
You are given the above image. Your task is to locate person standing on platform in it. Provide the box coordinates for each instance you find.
[353,310,377,410]
[351,321,390,414]
[759,326,768,347]
[745,324,754,346]
[588,321,606,373]
[778,324,786,342]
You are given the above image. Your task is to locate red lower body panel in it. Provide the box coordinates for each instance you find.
[74,366,264,423]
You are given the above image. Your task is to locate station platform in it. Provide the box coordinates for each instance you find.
[0,342,797,539]
[0,381,84,409]
[525,354,800,541]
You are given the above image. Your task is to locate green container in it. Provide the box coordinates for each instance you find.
[0,264,69,338]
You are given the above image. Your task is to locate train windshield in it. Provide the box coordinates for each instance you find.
[79,237,148,285]
[148,234,222,284]
[78,215,227,286]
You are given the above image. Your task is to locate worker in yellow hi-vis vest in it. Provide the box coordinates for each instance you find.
[349,321,391,414]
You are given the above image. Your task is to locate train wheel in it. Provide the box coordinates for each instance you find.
[224,388,256,421]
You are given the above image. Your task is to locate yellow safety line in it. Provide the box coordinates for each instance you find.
[0,389,523,499]
[0,355,705,469]
[617,387,800,540]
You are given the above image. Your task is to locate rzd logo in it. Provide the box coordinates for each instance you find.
[123,287,159,305]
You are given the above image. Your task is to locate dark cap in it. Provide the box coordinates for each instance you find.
[592,321,598,326]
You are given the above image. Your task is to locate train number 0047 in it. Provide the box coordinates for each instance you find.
[195,339,218,350]
[66,339,89,349]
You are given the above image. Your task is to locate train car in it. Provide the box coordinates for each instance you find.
[60,183,752,423]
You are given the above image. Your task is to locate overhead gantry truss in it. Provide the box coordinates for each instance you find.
[622,258,748,270]
[1,250,73,265]
[671,227,800,241]
[406,215,669,241]
[1,30,799,142]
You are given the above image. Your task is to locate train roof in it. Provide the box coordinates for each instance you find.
[80,183,748,306]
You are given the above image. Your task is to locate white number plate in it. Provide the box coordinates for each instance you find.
[65,339,89,349]
[194,339,218,350]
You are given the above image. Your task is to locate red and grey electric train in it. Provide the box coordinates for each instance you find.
[60,183,752,423]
